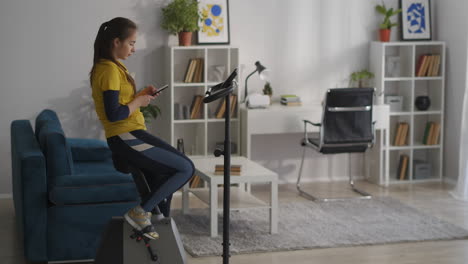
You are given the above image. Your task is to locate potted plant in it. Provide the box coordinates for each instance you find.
[263,82,273,103]
[140,104,161,124]
[161,0,201,46]
[349,70,375,88]
[375,2,401,42]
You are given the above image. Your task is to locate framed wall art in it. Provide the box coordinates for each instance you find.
[400,0,432,40]
[197,0,230,45]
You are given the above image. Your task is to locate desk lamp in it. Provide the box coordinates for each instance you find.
[243,61,270,102]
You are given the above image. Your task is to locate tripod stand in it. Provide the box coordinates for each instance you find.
[202,69,238,264]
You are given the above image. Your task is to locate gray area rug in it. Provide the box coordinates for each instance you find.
[171,197,468,257]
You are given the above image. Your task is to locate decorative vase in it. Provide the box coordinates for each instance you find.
[379,29,391,42]
[415,96,431,111]
[178,32,192,46]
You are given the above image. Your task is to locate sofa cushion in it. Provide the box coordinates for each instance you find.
[67,138,112,161]
[37,121,74,183]
[49,161,139,205]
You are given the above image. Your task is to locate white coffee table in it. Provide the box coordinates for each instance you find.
[182,156,278,237]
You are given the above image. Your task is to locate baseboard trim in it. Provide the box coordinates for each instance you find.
[0,193,12,199]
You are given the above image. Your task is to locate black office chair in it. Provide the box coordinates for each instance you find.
[297,88,376,202]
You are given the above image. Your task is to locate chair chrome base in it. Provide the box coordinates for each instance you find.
[296,148,372,202]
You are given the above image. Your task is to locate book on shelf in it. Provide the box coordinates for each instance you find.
[215,164,241,171]
[430,123,441,145]
[214,171,241,176]
[281,101,302,106]
[214,164,242,176]
[280,94,301,102]
[423,122,440,145]
[280,94,302,106]
[214,94,237,118]
[415,54,441,77]
[189,175,203,188]
[183,58,205,83]
[182,105,189,119]
[422,122,433,145]
[393,122,409,146]
[397,154,409,180]
[184,59,196,83]
[189,95,203,119]
[174,103,181,120]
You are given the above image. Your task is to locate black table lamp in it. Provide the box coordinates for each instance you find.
[243,61,270,102]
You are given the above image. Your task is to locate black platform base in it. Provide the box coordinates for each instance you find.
[95,216,186,264]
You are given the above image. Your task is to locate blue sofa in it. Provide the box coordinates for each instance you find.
[11,109,139,262]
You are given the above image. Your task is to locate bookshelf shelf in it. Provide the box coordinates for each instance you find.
[173,119,205,124]
[384,77,413,82]
[369,41,445,186]
[389,112,412,116]
[413,111,442,115]
[207,118,239,123]
[157,46,240,157]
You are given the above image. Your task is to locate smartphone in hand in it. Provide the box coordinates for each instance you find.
[151,84,169,96]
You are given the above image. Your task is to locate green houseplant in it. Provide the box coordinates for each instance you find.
[349,70,375,88]
[263,82,273,104]
[140,104,161,124]
[375,2,402,42]
[161,0,201,46]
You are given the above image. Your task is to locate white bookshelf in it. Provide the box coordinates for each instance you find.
[159,46,240,157]
[368,41,445,186]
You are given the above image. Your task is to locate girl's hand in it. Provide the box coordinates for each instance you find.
[137,85,157,97]
[136,94,155,107]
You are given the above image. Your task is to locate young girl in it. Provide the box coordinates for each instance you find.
[90,17,194,240]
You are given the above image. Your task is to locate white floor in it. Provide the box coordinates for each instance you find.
[2,181,468,264]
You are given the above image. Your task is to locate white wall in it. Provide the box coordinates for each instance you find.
[434,0,468,183]
[0,0,420,194]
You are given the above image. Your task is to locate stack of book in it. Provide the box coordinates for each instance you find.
[189,175,203,188]
[423,122,441,145]
[214,164,242,176]
[189,95,204,119]
[184,58,204,83]
[214,94,237,118]
[280,95,302,106]
[397,154,409,180]
[415,54,441,77]
[393,122,409,146]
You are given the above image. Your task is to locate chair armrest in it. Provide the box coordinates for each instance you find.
[302,120,321,143]
[303,120,321,127]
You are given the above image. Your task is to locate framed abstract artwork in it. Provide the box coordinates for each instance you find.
[400,0,432,40]
[197,0,230,45]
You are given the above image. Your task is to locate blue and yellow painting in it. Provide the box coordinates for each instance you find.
[201,4,224,37]
[406,3,426,34]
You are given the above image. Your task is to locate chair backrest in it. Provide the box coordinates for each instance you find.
[320,88,374,151]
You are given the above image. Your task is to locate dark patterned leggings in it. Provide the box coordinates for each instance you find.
[107,130,194,213]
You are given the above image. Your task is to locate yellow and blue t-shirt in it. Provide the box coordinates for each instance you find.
[91,59,146,138]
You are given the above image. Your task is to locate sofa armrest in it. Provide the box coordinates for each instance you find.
[67,138,112,161]
[11,120,48,262]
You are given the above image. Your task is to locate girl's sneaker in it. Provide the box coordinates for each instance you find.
[124,205,159,239]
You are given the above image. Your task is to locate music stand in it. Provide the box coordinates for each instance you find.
[203,68,237,264]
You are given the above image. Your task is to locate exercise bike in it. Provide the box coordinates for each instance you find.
[95,156,186,264]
